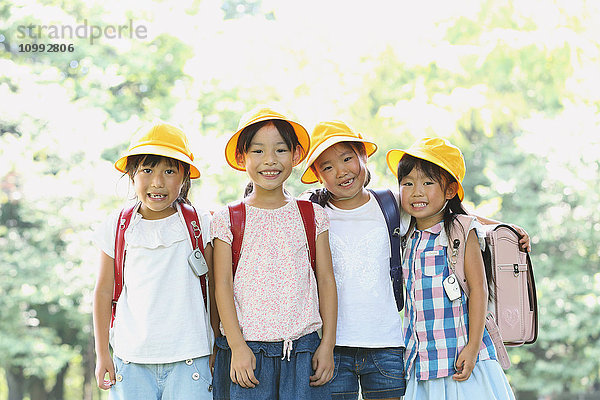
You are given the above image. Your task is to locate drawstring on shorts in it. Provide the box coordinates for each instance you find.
[282,339,293,361]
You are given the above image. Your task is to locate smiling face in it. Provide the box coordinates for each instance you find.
[313,142,369,209]
[131,157,185,220]
[237,122,300,197]
[399,166,458,230]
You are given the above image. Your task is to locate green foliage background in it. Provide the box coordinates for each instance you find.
[1,0,599,399]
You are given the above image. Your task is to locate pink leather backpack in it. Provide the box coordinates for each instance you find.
[448,215,538,369]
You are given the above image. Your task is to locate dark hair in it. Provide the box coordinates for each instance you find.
[124,154,191,204]
[236,119,303,160]
[308,141,371,207]
[397,154,495,297]
[237,119,304,197]
[396,154,465,237]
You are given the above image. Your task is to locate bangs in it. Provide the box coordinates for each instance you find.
[236,119,302,157]
[397,154,454,186]
[138,154,181,169]
[125,154,190,179]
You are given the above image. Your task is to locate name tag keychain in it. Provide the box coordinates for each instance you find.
[444,239,463,301]
[188,220,209,276]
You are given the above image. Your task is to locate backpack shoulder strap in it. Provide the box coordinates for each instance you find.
[297,200,317,273]
[177,202,208,309]
[228,200,317,277]
[369,189,404,312]
[228,201,246,278]
[448,214,511,369]
[447,214,475,296]
[112,203,138,327]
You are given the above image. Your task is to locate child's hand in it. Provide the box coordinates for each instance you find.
[310,342,334,386]
[230,343,259,388]
[510,224,531,252]
[95,352,115,390]
[453,344,479,381]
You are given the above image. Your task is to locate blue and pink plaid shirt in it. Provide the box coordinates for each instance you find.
[403,221,496,381]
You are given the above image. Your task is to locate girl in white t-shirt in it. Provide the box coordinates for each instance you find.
[211,107,338,400]
[300,121,408,400]
[93,124,216,400]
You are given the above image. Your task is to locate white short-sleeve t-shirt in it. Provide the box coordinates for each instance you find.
[95,205,212,363]
[326,193,409,347]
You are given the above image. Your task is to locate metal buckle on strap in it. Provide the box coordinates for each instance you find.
[191,220,201,249]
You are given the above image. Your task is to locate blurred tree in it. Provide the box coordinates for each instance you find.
[0,1,197,399]
[346,1,600,398]
[0,121,88,400]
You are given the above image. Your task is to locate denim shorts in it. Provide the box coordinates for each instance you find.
[329,346,406,400]
[212,331,331,400]
[109,355,212,400]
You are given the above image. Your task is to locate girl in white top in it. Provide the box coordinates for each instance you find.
[301,121,409,400]
[93,124,217,400]
[211,107,337,400]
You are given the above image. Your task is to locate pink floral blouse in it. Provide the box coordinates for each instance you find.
[211,200,328,342]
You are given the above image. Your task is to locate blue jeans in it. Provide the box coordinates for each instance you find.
[109,355,212,400]
[329,346,406,400]
[213,331,331,400]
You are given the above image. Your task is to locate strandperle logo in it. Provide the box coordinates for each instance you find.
[17,19,148,44]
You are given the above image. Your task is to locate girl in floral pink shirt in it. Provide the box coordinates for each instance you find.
[211,107,337,400]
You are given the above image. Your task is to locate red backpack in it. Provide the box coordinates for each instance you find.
[112,201,207,327]
[227,200,317,276]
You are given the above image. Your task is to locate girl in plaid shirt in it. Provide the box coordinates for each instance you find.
[387,137,516,399]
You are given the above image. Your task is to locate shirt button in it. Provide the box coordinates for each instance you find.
[116,375,123,382]
[185,359,193,366]
[123,360,130,364]
[192,372,200,381]
[208,385,213,392]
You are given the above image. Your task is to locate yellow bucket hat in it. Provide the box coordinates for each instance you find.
[115,123,200,178]
[300,121,377,184]
[386,137,465,200]
[225,107,310,171]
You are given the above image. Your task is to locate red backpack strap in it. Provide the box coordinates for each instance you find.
[297,200,317,273]
[228,201,246,278]
[228,200,316,277]
[178,202,208,309]
[112,203,138,327]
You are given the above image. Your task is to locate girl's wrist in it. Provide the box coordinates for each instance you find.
[318,337,336,349]
[464,341,480,353]
[229,339,250,353]
[95,348,111,358]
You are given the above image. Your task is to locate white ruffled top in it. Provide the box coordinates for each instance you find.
[94,207,213,363]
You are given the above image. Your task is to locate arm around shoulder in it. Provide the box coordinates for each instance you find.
[472,212,531,252]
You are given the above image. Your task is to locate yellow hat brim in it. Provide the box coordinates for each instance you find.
[115,144,201,179]
[301,136,377,184]
[386,148,464,200]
